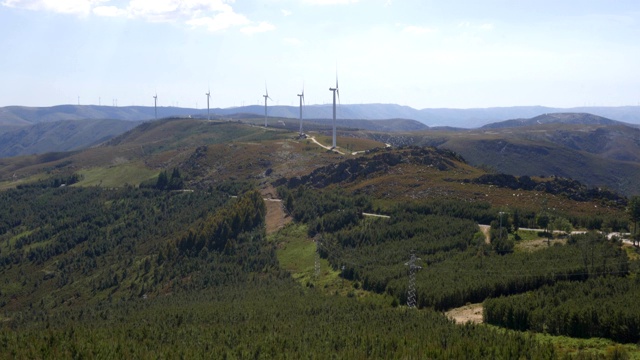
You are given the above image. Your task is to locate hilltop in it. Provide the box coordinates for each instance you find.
[480,112,630,129]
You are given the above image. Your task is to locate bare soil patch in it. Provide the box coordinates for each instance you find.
[445,303,484,324]
[262,186,291,235]
[478,225,491,244]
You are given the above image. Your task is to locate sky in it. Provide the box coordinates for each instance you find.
[1,0,640,109]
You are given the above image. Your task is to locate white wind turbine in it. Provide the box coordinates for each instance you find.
[297,83,305,136]
[263,83,272,127]
[153,93,158,120]
[329,73,339,148]
[206,87,211,121]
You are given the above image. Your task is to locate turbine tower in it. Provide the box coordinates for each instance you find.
[297,84,305,136]
[329,74,339,148]
[153,93,158,120]
[206,87,211,121]
[263,84,272,127]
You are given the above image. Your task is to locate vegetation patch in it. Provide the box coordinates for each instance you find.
[485,275,640,343]
[75,163,158,187]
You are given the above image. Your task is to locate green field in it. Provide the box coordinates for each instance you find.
[75,163,158,187]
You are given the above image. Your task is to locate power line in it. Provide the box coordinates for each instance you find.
[404,251,422,308]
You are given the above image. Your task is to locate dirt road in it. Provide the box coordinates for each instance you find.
[308,136,344,155]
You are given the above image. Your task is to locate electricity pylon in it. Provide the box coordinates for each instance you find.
[405,251,422,308]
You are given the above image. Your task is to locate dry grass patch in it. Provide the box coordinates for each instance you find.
[445,303,484,324]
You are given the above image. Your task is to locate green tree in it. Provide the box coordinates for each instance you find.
[168,168,184,190]
[536,213,551,245]
[512,209,520,233]
[536,213,549,232]
[628,196,640,246]
[156,171,168,190]
[552,217,572,237]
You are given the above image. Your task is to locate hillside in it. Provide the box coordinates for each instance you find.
[1,115,639,357]
[368,114,640,196]
[0,106,426,157]
[0,119,140,158]
[480,112,627,129]
[0,104,194,125]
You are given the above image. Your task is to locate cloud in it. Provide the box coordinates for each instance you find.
[125,0,233,23]
[93,5,127,17]
[403,25,435,35]
[2,0,108,16]
[304,0,359,5]
[241,21,275,34]
[187,11,250,32]
[3,0,272,33]
[281,9,292,16]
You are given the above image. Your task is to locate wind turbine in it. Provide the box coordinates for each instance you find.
[205,87,211,121]
[329,73,339,148]
[263,84,272,127]
[153,93,158,120]
[297,83,305,136]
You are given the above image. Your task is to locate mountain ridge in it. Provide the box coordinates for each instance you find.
[3,104,640,128]
[0,119,140,158]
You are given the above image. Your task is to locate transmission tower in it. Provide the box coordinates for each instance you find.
[404,251,422,308]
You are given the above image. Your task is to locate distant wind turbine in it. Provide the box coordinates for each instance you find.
[297,83,305,136]
[329,73,339,148]
[206,87,211,121]
[263,83,272,127]
[153,93,158,120]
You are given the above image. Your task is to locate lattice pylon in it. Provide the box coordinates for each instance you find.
[404,251,422,308]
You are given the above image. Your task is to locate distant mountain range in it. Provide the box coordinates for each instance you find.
[2,104,640,128]
[0,119,140,158]
[480,113,631,129]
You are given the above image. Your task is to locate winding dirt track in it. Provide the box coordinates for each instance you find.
[308,136,344,155]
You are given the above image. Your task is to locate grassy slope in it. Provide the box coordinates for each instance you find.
[273,223,392,305]
[75,163,158,187]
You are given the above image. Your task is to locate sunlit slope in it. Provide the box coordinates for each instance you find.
[275,146,626,219]
[378,122,640,196]
[0,118,386,189]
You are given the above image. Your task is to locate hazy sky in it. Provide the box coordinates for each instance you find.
[1,0,639,109]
